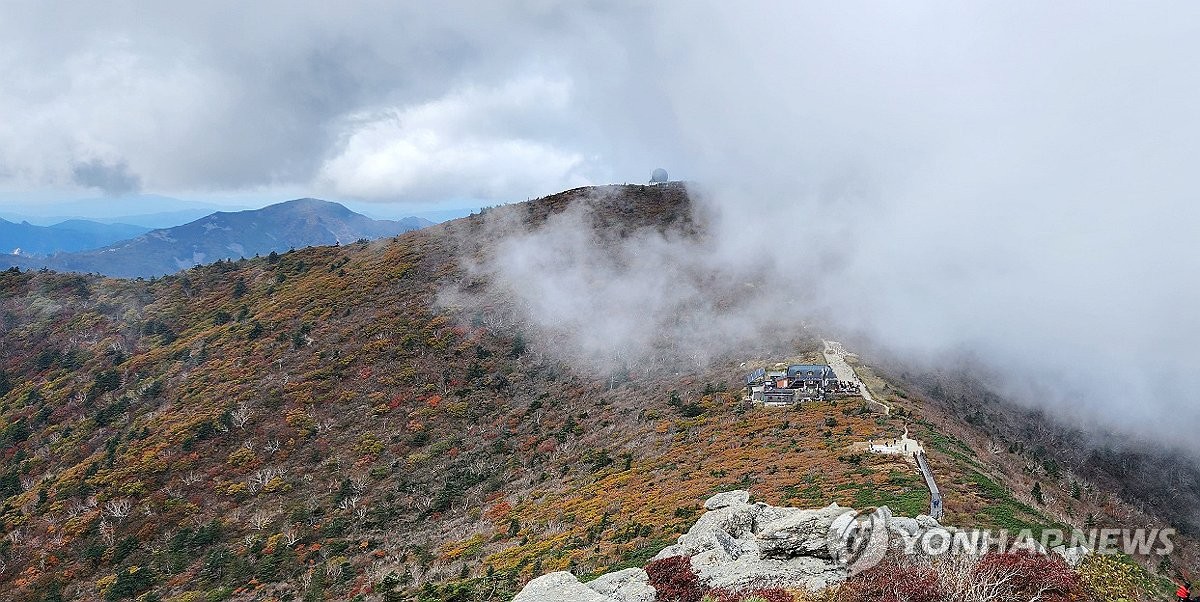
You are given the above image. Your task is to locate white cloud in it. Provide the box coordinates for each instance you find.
[316,77,590,201]
[3,0,1200,456]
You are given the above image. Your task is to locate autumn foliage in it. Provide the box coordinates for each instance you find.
[837,551,1083,602]
[645,555,796,602]
[836,557,942,602]
[646,556,707,602]
[0,184,1166,602]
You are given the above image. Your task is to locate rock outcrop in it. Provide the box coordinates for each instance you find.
[704,490,751,510]
[756,504,848,559]
[512,572,612,602]
[512,568,656,602]
[586,568,657,602]
[511,490,952,601]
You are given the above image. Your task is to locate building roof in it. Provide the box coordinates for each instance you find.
[787,364,835,379]
[745,367,767,384]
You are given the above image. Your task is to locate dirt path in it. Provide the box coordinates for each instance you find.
[823,341,943,518]
[822,340,890,415]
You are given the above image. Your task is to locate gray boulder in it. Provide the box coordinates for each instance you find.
[888,516,920,537]
[655,502,763,560]
[1052,545,1091,568]
[712,528,759,560]
[517,496,949,601]
[653,524,759,561]
[586,568,656,602]
[694,502,761,538]
[875,505,894,524]
[652,544,683,561]
[752,503,804,529]
[756,503,847,559]
[705,490,751,510]
[513,572,612,602]
[916,514,940,529]
[691,552,847,592]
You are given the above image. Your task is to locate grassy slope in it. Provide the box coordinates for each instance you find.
[0,185,1171,601]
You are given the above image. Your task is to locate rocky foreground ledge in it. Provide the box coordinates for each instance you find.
[512,490,943,602]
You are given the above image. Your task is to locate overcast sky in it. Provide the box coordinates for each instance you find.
[2,2,1199,448]
[0,1,668,209]
[5,3,1193,208]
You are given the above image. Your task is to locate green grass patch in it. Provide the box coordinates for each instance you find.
[590,537,674,579]
[780,483,824,506]
[919,424,983,468]
[840,482,929,516]
[969,471,1065,540]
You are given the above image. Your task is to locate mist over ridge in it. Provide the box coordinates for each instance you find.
[444,4,1200,453]
[2,2,1197,449]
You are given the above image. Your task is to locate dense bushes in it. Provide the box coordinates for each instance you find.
[972,551,1081,601]
[1077,553,1157,601]
[836,557,941,602]
[645,555,797,602]
[705,588,795,602]
[100,565,157,600]
[836,551,1082,602]
[646,556,705,602]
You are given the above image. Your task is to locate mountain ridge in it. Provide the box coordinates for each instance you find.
[0,218,151,257]
[0,198,432,278]
[0,184,1189,601]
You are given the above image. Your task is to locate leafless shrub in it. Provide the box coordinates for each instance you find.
[249,509,274,531]
[64,500,87,520]
[365,562,392,585]
[412,493,434,512]
[231,403,253,429]
[325,562,344,581]
[104,498,132,522]
[247,467,286,494]
[542,518,566,535]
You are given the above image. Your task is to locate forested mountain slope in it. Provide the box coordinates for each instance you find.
[0,185,1187,601]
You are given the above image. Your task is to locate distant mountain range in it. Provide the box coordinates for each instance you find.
[0,194,241,228]
[0,198,432,278]
[0,219,151,256]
